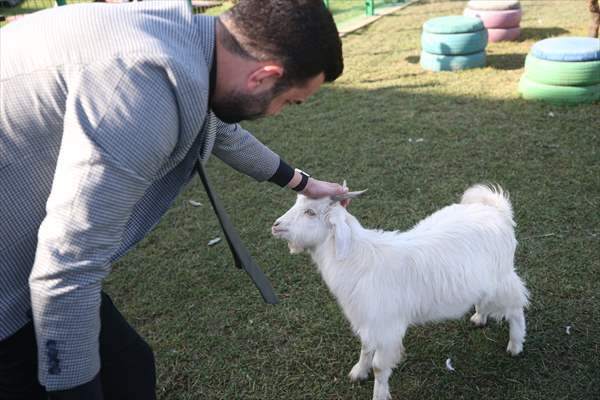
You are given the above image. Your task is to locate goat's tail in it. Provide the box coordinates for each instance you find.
[461,184,514,225]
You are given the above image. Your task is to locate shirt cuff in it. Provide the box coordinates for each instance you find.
[267,158,295,187]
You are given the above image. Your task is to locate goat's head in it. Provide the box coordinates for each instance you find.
[271,187,366,260]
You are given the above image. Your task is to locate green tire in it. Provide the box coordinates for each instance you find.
[518,76,600,104]
[524,54,600,86]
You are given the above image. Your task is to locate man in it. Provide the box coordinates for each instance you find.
[0,0,345,398]
[589,0,600,37]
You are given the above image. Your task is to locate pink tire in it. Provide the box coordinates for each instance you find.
[463,7,523,29]
[487,27,521,42]
[467,0,521,11]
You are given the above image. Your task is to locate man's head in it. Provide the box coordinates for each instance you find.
[210,0,344,123]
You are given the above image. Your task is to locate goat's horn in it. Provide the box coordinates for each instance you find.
[331,189,367,202]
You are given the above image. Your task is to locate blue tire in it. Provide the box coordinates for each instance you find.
[423,15,484,34]
[420,50,486,71]
[421,29,488,55]
[531,37,600,62]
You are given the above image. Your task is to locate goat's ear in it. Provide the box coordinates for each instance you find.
[328,208,352,261]
[330,189,367,204]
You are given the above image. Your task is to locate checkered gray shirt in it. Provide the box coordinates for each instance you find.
[0,1,281,390]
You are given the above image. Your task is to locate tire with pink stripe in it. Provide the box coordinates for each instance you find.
[463,7,522,29]
[467,0,521,11]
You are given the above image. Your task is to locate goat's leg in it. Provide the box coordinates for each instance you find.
[349,342,374,381]
[506,308,526,355]
[371,338,405,400]
[492,273,528,355]
[470,304,489,327]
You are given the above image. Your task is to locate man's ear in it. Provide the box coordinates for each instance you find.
[247,64,284,91]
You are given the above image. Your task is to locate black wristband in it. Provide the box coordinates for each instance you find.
[292,170,310,192]
[267,158,295,187]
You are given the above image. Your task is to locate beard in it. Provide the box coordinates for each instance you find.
[210,88,275,124]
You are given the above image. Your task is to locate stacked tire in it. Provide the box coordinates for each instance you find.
[519,37,600,104]
[464,0,522,42]
[420,16,488,72]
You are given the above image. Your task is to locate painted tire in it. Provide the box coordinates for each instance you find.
[463,7,522,29]
[524,54,600,86]
[423,15,484,34]
[518,76,600,104]
[531,37,600,62]
[487,27,521,42]
[421,30,488,55]
[467,0,521,11]
[420,50,486,71]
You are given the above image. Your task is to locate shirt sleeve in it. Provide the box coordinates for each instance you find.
[28,59,180,391]
[210,118,286,183]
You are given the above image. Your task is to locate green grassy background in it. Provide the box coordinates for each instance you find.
[0,0,408,24]
[110,1,598,399]
[4,0,599,399]
[108,1,598,399]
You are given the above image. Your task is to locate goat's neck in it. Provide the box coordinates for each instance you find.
[309,216,379,275]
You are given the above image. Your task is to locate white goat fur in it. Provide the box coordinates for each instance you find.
[272,185,529,400]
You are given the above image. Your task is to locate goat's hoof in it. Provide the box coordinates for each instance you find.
[372,391,392,400]
[470,313,487,327]
[506,341,523,356]
[348,364,369,381]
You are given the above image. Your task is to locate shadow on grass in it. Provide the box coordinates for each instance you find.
[519,27,570,41]
[487,53,527,70]
[405,55,420,64]
[406,53,527,70]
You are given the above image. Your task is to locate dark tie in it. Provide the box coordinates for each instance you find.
[195,161,279,304]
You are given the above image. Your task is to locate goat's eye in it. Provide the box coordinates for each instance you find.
[304,209,316,217]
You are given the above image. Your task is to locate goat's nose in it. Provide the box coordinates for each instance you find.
[273,220,281,227]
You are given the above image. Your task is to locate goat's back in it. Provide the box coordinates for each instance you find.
[397,201,517,302]
[409,201,515,249]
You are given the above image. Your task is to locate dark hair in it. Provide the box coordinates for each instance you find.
[220,0,343,88]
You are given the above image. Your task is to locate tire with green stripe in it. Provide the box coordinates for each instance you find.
[524,54,600,86]
[518,76,600,104]
[421,30,488,55]
[420,50,486,71]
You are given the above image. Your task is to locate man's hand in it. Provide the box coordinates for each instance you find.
[286,170,351,207]
[301,178,346,198]
[301,178,351,208]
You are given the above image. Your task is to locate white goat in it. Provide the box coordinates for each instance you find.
[271,184,529,400]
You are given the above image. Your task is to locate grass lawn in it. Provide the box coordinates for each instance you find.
[6,0,598,398]
[104,1,599,399]
[326,0,408,25]
[1,0,408,25]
